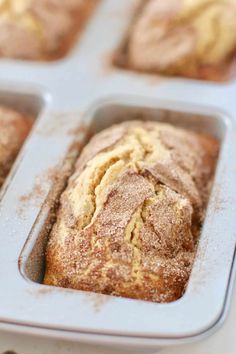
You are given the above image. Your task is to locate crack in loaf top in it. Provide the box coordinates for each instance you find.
[0,0,96,60]
[0,105,32,188]
[44,120,219,303]
[126,0,236,80]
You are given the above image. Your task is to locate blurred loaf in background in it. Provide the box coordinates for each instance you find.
[0,0,97,60]
[124,0,236,80]
[0,106,32,188]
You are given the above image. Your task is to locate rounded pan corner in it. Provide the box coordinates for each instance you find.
[0,81,52,117]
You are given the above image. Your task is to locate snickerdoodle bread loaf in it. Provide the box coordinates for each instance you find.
[0,106,32,188]
[0,0,96,60]
[125,0,236,80]
[44,120,219,302]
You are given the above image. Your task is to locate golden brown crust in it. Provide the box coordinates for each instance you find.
[0,106,32,187]
[0,0,98,60]
[44,120,219,302]
[121,0,236,81]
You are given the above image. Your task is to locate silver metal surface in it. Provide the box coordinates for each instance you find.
[0,0,236,352]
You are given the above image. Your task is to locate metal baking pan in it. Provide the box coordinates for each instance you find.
[0,95,235,353]
[0,0,236,353]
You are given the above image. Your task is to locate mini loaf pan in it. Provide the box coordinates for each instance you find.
[0,95,235,351]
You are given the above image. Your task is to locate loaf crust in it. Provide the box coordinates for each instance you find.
[44,121,219,302]
[0,106,32,188]
[0,0,97,60]
[125,0,236,81]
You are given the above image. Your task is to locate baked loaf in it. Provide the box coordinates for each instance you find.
[125,0,236,80]
[0,0,96,60]
[0,106,32,188]
[44,121,219,302]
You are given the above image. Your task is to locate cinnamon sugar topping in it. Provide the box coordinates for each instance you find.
[44,120,219,303]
